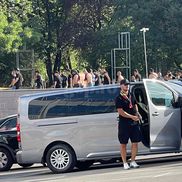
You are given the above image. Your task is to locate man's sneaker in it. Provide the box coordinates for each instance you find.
[130,161,140,168]
[123,163,130,170]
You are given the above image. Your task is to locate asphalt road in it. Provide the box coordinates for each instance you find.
[0,154,182,182]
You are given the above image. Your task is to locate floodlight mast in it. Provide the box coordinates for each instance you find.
[140,27,149,78]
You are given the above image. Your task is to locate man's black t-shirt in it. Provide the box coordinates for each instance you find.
[115,92,141,144]
[115,93,137,122]
[103,75,109,85]
[61,74,67,88]
[35,74,42,88]
[14,73,20,89]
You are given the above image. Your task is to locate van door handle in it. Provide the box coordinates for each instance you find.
[152,112,159,116]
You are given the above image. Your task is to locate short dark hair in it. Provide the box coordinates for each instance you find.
[149,68,154,73]
[120,79,130,85]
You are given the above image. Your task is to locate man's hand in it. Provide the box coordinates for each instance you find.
[131,115,139,121]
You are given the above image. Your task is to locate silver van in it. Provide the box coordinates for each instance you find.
[16,79,182,173]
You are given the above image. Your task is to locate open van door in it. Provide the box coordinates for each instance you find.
[143,79,181,152]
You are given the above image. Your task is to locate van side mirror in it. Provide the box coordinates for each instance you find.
[177,96,182,107]
[172,96,182,108]
[171,99,177,108]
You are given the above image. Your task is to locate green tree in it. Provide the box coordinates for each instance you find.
[28,0,79,86]
[0,0,33,86]
[114,0,182,75]
[72,0,117,69]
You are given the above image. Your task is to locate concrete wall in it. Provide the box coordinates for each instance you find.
[0,88,56,118]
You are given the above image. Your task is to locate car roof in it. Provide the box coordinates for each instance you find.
[0,114,17,127]
[0,114,17,120]
[168,79,182,86]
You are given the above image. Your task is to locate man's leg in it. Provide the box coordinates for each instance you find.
[120,144,127,163]
[130,142,140,168]
[120,144,130,169]
[131,142,138,161]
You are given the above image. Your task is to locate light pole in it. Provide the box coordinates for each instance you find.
[140,27,149,78]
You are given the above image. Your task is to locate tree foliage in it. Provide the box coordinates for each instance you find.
[0,0,181,86]
[0,0,33,85]
[115,0,182,73]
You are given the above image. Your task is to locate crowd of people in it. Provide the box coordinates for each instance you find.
[9,68,113,89]
[148,68,182,81]
[52,68,113,89]
[33,68,113,89]
[9,67,182,89]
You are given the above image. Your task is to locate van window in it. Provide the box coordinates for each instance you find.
[146,82,174,107]
[0,118,16,131]
[28,88,119,120]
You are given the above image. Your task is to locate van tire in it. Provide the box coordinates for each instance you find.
[0,148,13,171]
[46,144,76,173]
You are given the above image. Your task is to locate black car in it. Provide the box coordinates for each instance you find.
[0,115,33,171]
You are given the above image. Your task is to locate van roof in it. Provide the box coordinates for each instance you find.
[19,82,143,100]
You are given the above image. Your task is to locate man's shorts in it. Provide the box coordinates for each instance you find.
[118,120,141,144]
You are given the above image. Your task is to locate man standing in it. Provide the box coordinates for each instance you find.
[71,70,80,88]
[84,68,93,87]
[116,71,124,84]
[54,71,62,88]
[131,69,141,82]
[115,79,141,170]
[102,70,111,85]
[13,68,24,89]
[34,70,43,89]
[148,68,158,79]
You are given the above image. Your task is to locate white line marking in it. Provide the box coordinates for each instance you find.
[154,172,171,178]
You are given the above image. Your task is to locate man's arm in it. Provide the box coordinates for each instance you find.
[54,79,57,88]
[14,76,19,84]
[117,108,139,121]
[134,104,142,120]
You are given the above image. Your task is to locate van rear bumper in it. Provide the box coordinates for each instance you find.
[16,150,24,164]
[16,150,42,164]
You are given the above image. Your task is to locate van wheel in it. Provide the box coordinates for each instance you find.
[46,144,76,173]
[0,148,13,171]
[76,160,94,170]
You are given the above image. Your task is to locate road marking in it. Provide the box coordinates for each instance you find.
[154,172,171,178]
[22,176,65,182]
[0,156,182,182]
[0,167,48,176]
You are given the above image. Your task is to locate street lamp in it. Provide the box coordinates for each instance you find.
[140,27,149,78]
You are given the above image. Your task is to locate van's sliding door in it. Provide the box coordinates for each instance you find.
[143,79,181,152]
